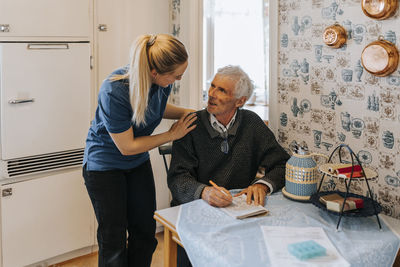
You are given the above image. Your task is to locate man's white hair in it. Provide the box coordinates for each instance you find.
[216,65,254,100]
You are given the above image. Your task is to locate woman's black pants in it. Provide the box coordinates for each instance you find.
[83,160,157,267]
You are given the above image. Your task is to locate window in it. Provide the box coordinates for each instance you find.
[203,0,269,106]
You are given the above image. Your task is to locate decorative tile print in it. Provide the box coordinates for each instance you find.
[364,117,380,135]
[382,130,395,149]
[288,119,312,136]
[354,60,364,82]
[311,23,327,39]
[322,127,336,142]
[357,150,373,164]
[170,0,181,104]
[397,138,400,155]
[379,152,396,171]
[337,0,362,6]
[353,24,367,44]
[312,129,323,148]
[380,103,396,121]
[279,51,290,65]
[310,81,323,95]
[351,118,365,139]
[278,129,289,145]
[364,135,379,150]
[279,78,300,92]
[278,90,289,104]
[386,75,400,86]
[312,0,324,8]
[367,92,379,112]
[289,38,313,51]
[337,132,346,142]
[337,84,365,100]
[276,0,400,218]
[364,72,380,85]
[385,175,400,187]
[313,45,324,62]
[321,1,343,20]
[291,97,312,117]
[336,53,351,68]
[321,91,342,110]
[281,33,289,47]
[380,88,397,105]
[311,66,336,82]
[366,21,383,38]
[280,112,288,127]
[291,16,313,36]
[311,109,324,124]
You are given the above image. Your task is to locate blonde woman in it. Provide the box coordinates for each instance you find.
[83,34,196,267]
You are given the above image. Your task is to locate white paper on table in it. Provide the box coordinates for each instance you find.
[261,226,350,267]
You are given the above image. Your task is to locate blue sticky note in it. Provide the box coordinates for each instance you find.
[287,240,327,260]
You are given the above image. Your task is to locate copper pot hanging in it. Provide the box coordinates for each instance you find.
[361,0,398,20]
[323,23,347,48]
[361,36,399,77]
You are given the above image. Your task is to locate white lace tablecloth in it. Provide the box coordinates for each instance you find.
[176,191,399,267]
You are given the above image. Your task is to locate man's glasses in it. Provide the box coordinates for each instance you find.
[220,138,229,154]
[220,131,229,154]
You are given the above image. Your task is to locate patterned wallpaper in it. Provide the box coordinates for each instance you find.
[170,0,181,105]
[277,0,400,218]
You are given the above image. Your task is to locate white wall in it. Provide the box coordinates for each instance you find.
[128,0,173,211]
[176,0,204,110]
[95,0,172,210]
[127,0,172,211]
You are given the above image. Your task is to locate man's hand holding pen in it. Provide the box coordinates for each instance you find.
[201,180,233,207]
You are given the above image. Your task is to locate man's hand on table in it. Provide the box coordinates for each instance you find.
[201,186,232,207]
[234,183,269,206]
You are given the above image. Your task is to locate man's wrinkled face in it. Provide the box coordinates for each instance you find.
[207,74,242,122]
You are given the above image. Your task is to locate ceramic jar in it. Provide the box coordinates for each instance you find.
[283,151,328,201]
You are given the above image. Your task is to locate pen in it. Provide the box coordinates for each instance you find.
[209,180,232,199]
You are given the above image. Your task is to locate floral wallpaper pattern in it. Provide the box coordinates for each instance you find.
[170,0,181,105]
[277,0,400,218]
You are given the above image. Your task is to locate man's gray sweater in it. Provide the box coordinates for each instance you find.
[167,108,290,206]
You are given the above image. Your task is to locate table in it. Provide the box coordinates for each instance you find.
[154,205,182,267]
[155,197,400,267]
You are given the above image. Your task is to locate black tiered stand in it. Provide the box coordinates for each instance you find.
[311,144,382,230]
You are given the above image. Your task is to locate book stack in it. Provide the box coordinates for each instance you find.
[319,193,364,212]
[328,165,365,178]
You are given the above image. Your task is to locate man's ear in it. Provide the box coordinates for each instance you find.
[235,96,247,108]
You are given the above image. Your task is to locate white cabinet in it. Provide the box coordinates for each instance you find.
[0,169,94,267]
[94,0,132,87]
[0,42,91,160]
[0,0,91,38]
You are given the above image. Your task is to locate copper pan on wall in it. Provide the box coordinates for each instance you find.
[361,0,398,20]
[361,36,399,77]
[323,23,347,48]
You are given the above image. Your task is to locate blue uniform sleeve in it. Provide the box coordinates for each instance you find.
[98,81,132,134]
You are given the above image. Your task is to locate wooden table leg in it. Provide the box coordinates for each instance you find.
[394,248,400,267]
[164,227,177,267]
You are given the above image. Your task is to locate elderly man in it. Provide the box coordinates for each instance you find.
[168,65,289,207]
[167,65,289,267]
